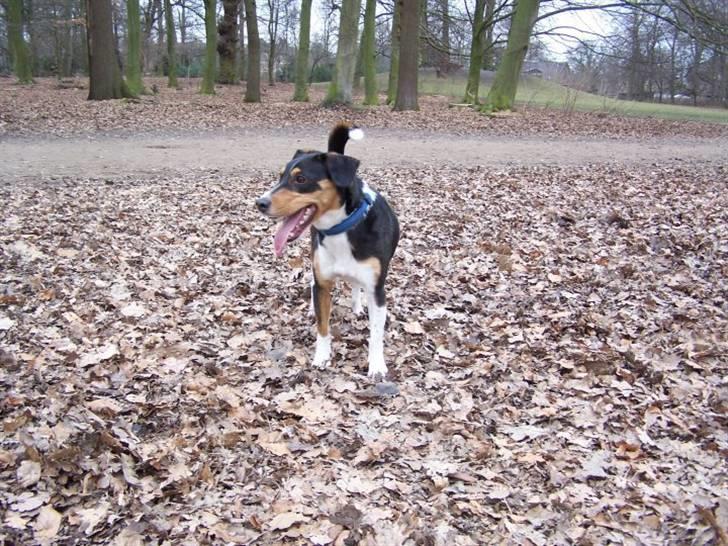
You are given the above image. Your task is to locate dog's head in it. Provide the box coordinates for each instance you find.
[256,124,364,257]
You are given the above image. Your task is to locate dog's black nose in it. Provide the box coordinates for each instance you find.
[256,196,271,213]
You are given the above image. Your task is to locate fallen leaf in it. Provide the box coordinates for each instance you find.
[268,511,307,530]
[34,505,62,541]
[16,460,42,488]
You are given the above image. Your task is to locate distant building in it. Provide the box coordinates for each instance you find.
[522,60,571,81]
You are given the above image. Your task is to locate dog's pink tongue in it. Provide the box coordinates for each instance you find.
[273,209,307,258]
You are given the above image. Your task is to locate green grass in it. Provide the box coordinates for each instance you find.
[412,71,728,124]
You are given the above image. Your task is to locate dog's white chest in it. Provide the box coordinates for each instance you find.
[316,234,376,289]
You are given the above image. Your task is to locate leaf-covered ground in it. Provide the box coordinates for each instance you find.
[1,159,727,544]
[1,77,727,140]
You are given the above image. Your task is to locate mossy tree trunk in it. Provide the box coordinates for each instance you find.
[164,0,178,87]
[386,1,400,104]
[87,0,133,99]
[200,0,217,94]
[8,0,33,84]
[393,0,419,111]
[126,0,145,95]
[293,0,312,101]
[483,0,540,112]
[217,0,239,83]
[362,0,378,105]
[463,0,486,104]
[244,0,261,102]
[324,0,361,105]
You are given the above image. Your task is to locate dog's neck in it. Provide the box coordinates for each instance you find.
[314,205,348,231]
[314,179,372,233]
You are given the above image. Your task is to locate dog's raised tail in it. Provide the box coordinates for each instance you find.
[328,123,364,154]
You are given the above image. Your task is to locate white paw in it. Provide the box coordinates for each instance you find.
[312,335,331,368]
[367,354,388,379]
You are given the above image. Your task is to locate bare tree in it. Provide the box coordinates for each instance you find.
[361,0,378,104]
[218,0,239,84]
[293,0,312,101]
[324,0,361,105]
[126,0,145,94]
[244,0,261,101]
[164,0,178,87]
[484,0,541,111]
[87,0,133,99]
[7,0,33,83]
[200,0,217,94]
[393,0,419,110]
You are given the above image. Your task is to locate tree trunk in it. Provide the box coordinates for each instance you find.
[293,0,312,101]
[164,0,178,87]
[482,0,496,69]
[386,1,401,104]
[200,0,217,94]
[237,5,246,81]
[393,0,419,111]
[155,0,164,75]
[218,0,239,83]
[691,43,703,106]
[244,0,261,102]
[437,0,450,74]
[266,0,280,86]
[353,29,364,90]
[26,0,37,75]
[483,0,540,112]
[627,12,643,100]
[61,0,74,77]
[463,0,486,104]
[179,2,186,45]
[324,0,361,105]
[87,0,133,99]
[362,0,378,105]
[8,0,33,84]
[126,0,145,94]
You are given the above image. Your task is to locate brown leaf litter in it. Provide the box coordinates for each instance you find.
[1,159,727,544]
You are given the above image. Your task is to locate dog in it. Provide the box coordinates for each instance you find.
[255,124,400,378]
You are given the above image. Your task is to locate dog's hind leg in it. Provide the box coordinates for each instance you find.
[351,284,364,316]
[312,279,333,368]
[308,276,315,317]
[366,286,388,379]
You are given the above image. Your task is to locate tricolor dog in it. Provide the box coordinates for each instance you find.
[255,124,400,378]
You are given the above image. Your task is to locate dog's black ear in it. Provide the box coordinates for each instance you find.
[326,153,360,188]
[292,149,308,159]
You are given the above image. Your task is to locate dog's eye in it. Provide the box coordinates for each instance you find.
[293,175,307,184]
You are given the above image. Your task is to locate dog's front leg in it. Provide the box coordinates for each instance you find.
[312,279,333,368]
[366,287,388,379]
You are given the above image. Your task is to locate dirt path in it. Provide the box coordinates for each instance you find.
[1,127,725,180]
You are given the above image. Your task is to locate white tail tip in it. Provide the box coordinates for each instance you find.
[349,127,364,141]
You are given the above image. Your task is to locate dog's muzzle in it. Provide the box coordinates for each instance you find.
[256,195,271,214]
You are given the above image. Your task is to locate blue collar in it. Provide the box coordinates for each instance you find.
[318,191,375,237]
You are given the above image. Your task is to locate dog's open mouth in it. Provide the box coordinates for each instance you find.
[273,205,316,257]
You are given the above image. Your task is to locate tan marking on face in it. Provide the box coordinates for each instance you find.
[313,252,334,336]
[359,257,382,284]
[268,180,341,220]
[290,167,302,177]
